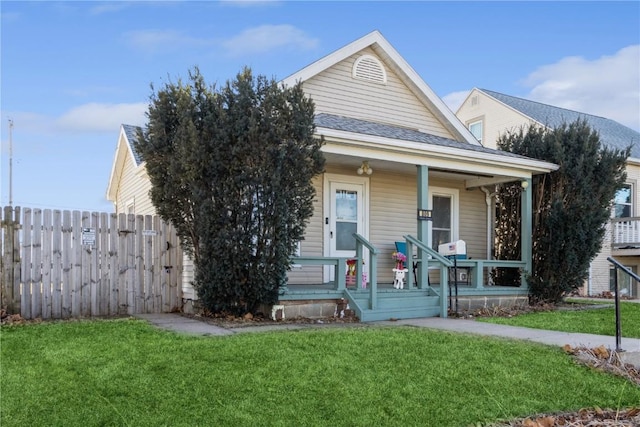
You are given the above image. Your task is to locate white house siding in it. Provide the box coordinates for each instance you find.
[113,143,154,215]
[302,47,454,139]
[589,162,640,296]
[456,90,536,149]
[286,165,488,285]
[287,175,324,284]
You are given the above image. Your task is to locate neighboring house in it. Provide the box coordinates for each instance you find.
[107,32,557,320]
[456,88,640,298]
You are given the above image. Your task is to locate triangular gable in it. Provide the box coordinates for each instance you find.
[106,124,143,202]
[282,30,481,146]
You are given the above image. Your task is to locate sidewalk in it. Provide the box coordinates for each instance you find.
[135,313,640,368]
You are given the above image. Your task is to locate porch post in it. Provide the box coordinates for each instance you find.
[417,165,430,289]
[520,178,533,287]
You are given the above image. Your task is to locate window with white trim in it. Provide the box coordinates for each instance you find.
[613,184,632,218]
[469,120,483,143]
[429,187,459,249]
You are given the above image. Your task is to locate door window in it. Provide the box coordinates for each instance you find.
[335,190,358,251]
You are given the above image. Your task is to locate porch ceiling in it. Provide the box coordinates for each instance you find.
[323,152,522,187]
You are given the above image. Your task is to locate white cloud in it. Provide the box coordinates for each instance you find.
[56,102,148,132]
[523,45,640,131]
[221,25,319,56]
[442,90,471,114]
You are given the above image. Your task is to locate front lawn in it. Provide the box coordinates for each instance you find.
[2,319,639,426]
[478,301,640,338]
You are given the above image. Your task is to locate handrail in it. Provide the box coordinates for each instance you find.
[354,233,378,310]
[403,235,452,266]
[403,234,451,317]
[606,256,637,352]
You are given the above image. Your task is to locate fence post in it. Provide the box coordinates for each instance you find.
[2,205,21,314]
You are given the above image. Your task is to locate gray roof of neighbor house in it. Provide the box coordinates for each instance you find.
[480,89,640,158]
[314,113,534,161]
[122,124,143,166]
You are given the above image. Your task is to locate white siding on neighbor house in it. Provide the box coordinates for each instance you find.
[302,47,454,139]
[458,89,640,296]
[287,166,488,285]
[589,163,640,295]
[457,91,536,149]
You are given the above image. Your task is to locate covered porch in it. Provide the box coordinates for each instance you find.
[280,158,542,321]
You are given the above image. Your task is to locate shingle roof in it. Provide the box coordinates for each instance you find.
[122,124,143,166]
[480,89,640,158]
[314,113,531,161]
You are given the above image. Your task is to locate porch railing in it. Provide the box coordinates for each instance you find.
[350,233,378,310]
[611,217,640,249]
[403,235,452,317]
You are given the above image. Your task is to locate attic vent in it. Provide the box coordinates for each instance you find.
[471,95,479,106]
[352,55,387,84]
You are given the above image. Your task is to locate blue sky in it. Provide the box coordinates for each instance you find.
[1,1,639,212]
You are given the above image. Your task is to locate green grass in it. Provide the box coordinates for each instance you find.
[2,319,639,427]
[479,301,640,338]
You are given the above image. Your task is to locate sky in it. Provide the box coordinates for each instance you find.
[1,1,639,213]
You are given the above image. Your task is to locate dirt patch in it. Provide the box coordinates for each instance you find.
[180,309,360,329]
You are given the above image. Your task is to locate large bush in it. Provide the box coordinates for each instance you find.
[496,120,628,303]
[135,67,325,315]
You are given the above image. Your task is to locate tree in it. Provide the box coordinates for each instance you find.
[496,120,628,303]
[135,67,325,315]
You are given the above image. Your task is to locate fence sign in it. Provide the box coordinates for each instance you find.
[82,227,96,246]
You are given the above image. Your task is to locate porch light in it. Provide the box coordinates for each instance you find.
[357,161,373,175]
[521,180,529,189]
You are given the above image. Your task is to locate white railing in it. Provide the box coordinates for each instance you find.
[611,217,640,249]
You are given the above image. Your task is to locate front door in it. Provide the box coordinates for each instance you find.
[324,174,369,282]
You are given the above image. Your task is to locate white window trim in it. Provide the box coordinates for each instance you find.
[125,198,135,215]
[429,186,460,245]
[468,119,483,144]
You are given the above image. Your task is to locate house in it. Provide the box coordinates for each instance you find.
[107,31,557,321]
[456,88,640,298]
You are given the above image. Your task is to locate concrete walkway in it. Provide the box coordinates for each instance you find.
[135,312,640,368]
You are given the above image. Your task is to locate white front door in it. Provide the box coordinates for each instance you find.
[324,174,369,282]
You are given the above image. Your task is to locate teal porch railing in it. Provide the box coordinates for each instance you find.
[286,235,527,320]
[402,235,452,317]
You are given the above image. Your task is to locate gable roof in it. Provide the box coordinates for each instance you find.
[478,89,640,158]
[121,124,143,166]
[282,30,481,146]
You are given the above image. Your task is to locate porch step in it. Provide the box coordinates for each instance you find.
[346,290,441,322]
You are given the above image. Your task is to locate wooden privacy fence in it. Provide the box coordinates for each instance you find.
[1,206,183,319]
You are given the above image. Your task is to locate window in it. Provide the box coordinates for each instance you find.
[610,265,638,297]
[469,120,483,143]
[126,199,135,215]
[613,184,632,218]
[432,195,452,249]
[429,187,459,249]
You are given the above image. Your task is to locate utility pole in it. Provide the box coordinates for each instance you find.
[8,118,14,205]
